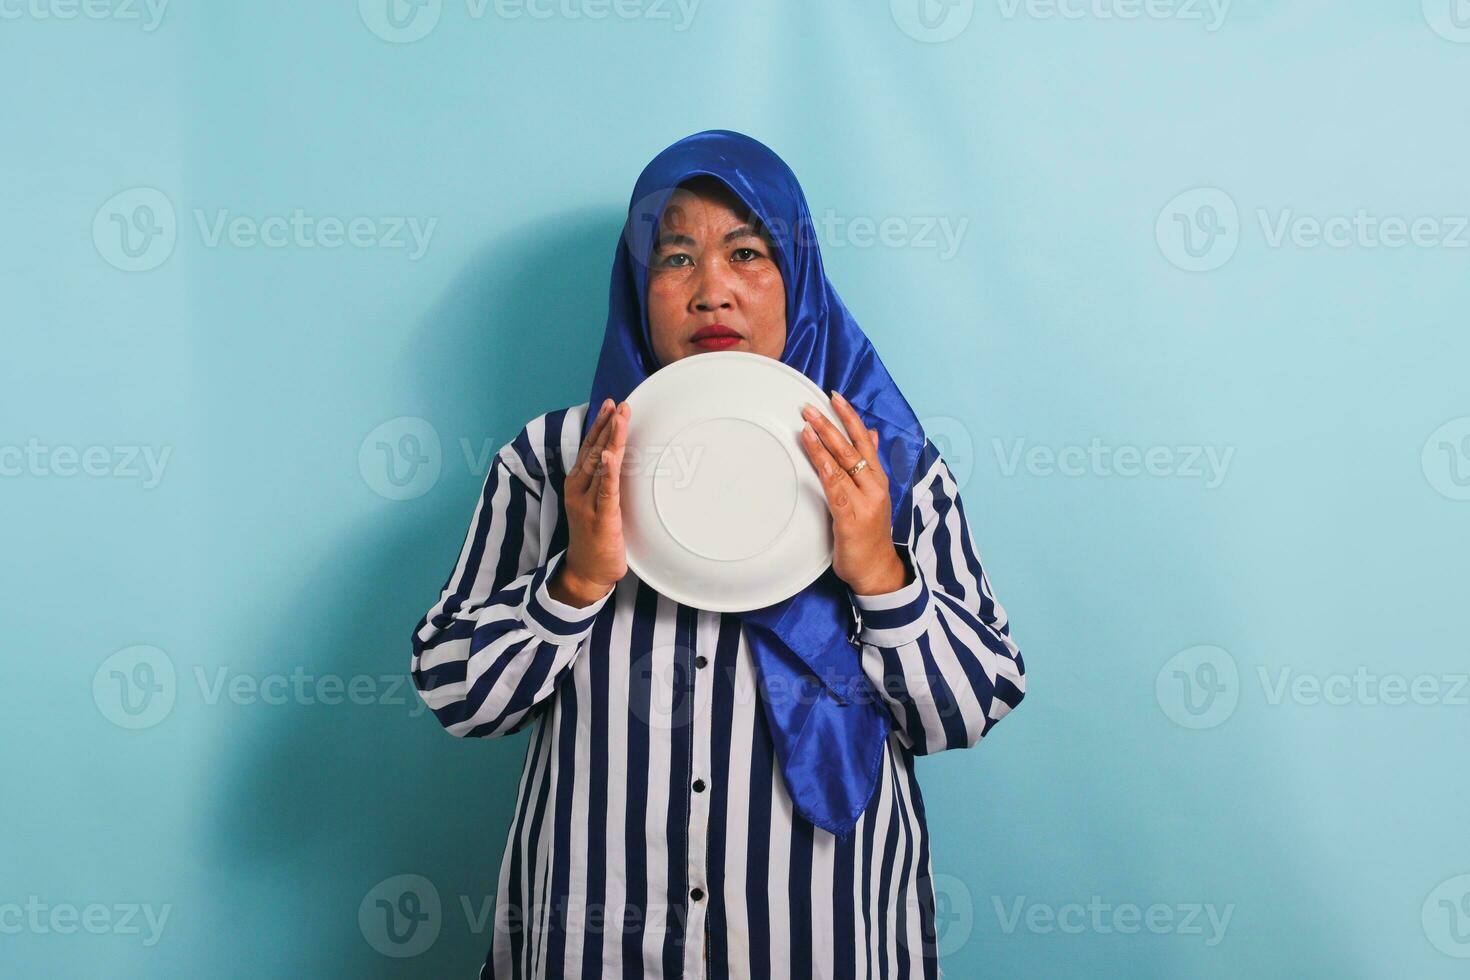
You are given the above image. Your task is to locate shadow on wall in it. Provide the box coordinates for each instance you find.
[201,209,623,978]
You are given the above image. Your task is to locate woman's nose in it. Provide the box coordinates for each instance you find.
[691,264,735,310]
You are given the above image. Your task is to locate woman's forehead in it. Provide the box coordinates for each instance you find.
[662,178,753,222]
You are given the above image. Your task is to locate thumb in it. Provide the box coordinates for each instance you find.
[596,449,621,508]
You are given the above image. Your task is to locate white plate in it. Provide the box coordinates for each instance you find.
[621,350,843,613]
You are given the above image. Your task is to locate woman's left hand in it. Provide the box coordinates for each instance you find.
[799,391,912,596]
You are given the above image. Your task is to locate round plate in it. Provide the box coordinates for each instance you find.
[621,350,842,613]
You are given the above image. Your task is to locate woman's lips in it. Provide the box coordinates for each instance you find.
[693,335,741,350]
[691,325,742,350]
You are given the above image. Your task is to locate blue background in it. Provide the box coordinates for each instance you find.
[4,1,1468,976]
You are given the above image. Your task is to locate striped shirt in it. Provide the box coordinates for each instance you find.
[411,401,1027,979]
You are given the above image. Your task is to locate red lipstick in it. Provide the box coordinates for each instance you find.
[691,323,742,350]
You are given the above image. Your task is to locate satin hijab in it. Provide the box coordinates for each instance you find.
[582,130,929,841]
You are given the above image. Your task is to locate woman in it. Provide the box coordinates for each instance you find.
[411,130,1027,979]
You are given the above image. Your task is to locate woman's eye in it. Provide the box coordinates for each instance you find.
[661,252,692,268]
[732,247,761,261]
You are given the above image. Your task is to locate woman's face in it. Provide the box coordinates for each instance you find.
[645,180,787,367]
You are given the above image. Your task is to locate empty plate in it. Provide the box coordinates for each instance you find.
[621,350,842,612]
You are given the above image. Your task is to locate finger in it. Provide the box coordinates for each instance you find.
[585,447,603,505]
[803,405,873,489]
[603,403,630,476]
[827,392,879,468]
[595,411,628,511]
[597,444,623,515]
[572,399,614,485]
[580,401,623,488]
[611,402,630,450]
[800,422,854,512]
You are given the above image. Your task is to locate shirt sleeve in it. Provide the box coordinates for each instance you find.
[410,436,613,738]
[846,443,1027,754]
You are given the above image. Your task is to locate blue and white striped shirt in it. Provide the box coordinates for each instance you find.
[411,401,1026,979]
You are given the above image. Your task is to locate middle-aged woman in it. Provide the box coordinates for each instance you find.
[411,129,1027,979]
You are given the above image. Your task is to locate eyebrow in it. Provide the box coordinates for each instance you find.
[653,223,768,251]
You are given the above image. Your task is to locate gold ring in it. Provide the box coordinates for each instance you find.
[846,458,868,478]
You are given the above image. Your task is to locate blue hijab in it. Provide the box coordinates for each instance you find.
[583,129,929,842]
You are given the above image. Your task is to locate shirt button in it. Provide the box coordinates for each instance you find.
[692,778,705,792]
[690,887,704,901]
[695,655,709,668]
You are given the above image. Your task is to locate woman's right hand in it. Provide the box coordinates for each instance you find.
[550,398,631,607]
